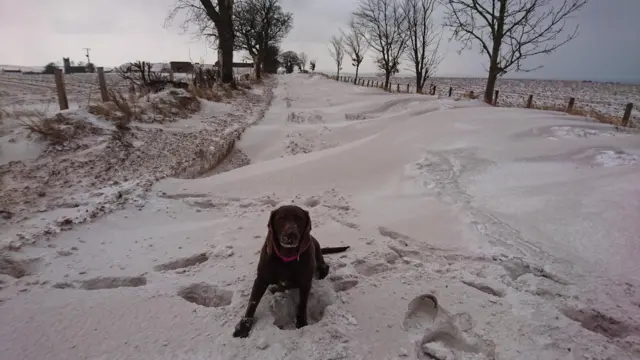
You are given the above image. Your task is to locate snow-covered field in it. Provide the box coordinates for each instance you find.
[2,74,640,360]
[0,69,253,113]
[347,75,640,126]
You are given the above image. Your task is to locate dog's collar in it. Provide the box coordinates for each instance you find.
[272,240,311,262]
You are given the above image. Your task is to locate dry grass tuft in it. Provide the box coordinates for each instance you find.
[531,103,630,127]
[109,89,138,123]
[569,107,627,127]
[17,112,101,145]
[463,90,480,100]
[20,116,70,145]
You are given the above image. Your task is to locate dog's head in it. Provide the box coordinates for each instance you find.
[266,205,312,254]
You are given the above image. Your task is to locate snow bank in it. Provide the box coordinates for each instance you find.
[1,74,639,360]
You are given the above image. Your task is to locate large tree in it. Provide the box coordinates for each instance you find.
[354,0,408,90]
[402,0,442,93]
[443,0,588,104]
[328,36,345,80]
[280,51,299,73]
[263,44,281,74]
[234,0,293,79]
[166,0,235,84]
[340,17,368,84]
[298,52,308,71]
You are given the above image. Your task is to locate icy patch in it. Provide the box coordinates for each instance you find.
[592,150,639,167]
[548,126,622,139]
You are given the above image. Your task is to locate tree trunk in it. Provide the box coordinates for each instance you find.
[253,55,262,80]
[218,29,235,84]
[384,73,391,91]
[485,0,507,104]
[416,70,424,93]
[337,68,340,80]
[355,65,360,84]
[216,0,235,85]
[485,70,499,104]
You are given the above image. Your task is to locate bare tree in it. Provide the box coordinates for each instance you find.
[114,61,163,88]
[328,36,345,80]
[354,0,408,90]
[443,0,588,104]
[280,51,299,73]
[402,0,442,93]
[166,0,235,84]
[234,0,293,80]
[298,52,308,71]
[340,17,368,84]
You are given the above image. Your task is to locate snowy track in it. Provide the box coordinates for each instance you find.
[1,74,640,360]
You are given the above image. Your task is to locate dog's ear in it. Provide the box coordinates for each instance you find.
[303,208,312,235]
[265,209,277,255]
[300,208,312,250]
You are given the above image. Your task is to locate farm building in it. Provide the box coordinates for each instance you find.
[170,61,194,73]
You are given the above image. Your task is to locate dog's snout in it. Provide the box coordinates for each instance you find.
[284,231,299,242]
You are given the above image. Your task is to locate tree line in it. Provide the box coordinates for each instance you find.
[330,0,587,103]
[165,0,309,85]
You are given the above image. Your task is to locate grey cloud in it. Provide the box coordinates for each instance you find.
[1,0,638,82]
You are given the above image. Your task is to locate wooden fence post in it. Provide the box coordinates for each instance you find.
[621,103,633,127]
[54,68,69,111]
[526,95,534,108]
[406,84,410,93]
[97,67,109,102]
[432,85,437,96]
[397,83,400,92]
[493,90,499,106]
[566,97,575,113]
[448,87,453,97]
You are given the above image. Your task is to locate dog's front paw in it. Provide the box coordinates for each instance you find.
[232,317,254,338]
[316,263,329,280]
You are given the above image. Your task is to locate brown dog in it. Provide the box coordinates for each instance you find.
[232,204,349,338]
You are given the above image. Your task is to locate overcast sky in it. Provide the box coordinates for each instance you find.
[1,0,638,82]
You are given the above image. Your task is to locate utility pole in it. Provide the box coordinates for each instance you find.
[83,48,92,65]
[83,48,94,73]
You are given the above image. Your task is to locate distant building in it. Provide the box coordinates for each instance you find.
[63,57,87,74]
[170,61,194,73]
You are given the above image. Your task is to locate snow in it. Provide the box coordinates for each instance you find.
[1,74,640,360]
[349,75,640,126]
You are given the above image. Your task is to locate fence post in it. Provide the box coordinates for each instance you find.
[621,103,633,127]
[406,84,410,93]
[493,90,499,106]
[54,68,69,111]
[526,95,534,108]
[448,87,453,97]
[566,97,575,113]
[432,85,437,96]
[97,67,109,102]
[397,83,400,92]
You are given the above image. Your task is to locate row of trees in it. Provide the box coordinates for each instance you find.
[329,0,443,94]
[165,0,295,84]
[330,0,587,103]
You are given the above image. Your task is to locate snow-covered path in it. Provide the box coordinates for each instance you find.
[2,74,640,360]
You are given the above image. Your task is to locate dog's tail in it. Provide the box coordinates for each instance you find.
[321,246,350,254]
